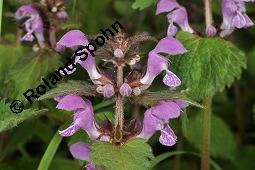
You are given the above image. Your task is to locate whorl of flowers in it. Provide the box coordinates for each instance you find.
[15,0,69,49]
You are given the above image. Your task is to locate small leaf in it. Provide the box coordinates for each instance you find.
[184,113,237,159]
[0,100,47,132]
[133,90,203,108]
[132,0,155,10]
[172,32,246,101]
[91,139,154,170]
[38,80,97,100]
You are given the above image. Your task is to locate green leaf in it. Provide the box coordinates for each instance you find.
[38,80,97,101]
[0,45,29,90]
[91,139,154,170]
[133,90,203,108]
[132,0,155,10]
[172,32,246,101]
[184,113,237,159]
[0,100,47,132]
[5,50,61,103]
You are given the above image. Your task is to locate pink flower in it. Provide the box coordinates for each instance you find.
[137,100,188,146]
[56,30,114,97]
[166,6,194,36]
[139,37,186,90]
[55,95,106,140]
[220,0,254,37]
[15,5,45,47]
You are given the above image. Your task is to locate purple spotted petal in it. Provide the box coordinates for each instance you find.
[159,125,177,146]
[167,24,178,37]
[59,124,80,137]
[56,95,88,111]
[232,12,247,28]
[220,0,254,37]
[70,142,91,161]
[163,70,181,88]
[120,83,132,97]
[156,0,180,15]
[153,37,187,55]
[56,30,89,52]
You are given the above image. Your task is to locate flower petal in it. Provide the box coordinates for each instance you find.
[153,37,187,55]
[167,7,194,34]
[70,142,91,161]
[56,95,88,111]
[159,125,177,146]
[59,123,80,137]
[156,0,180,15]
[163,70,181,88]
[56,30,89,52]
[152,101,182,120]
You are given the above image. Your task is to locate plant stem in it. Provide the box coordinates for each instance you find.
[200,96,212,170]
[49,26,57,48]
[115,65,124,130]
[204,0,213,27]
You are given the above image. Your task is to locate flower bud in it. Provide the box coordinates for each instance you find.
[114,48,124,58]
[103,84,115,98]
[120,83,132,97]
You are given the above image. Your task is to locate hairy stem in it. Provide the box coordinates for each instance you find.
[49,26,57,48]
[200,96,212,170]
[204,0,213,27]
[115,65,124,130]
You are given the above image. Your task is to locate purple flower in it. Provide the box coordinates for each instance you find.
[70,142,99,170]
[139,37,186,90]
[156,0,180,15]
[137,100,188,146]
[166,6,194,36]
[96,84,115,98]
[15,5,45,47]
[56,30,114,97]
[220,0,254,37]
[55,95,105,140]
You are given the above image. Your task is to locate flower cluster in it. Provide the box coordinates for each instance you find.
[49,1,192,169]
[220,0,254,37]
[15,0,69,49]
